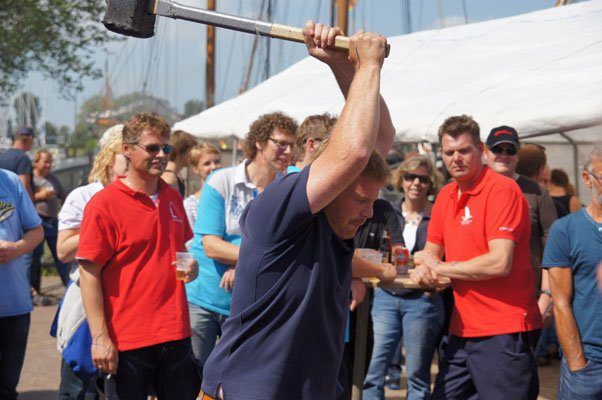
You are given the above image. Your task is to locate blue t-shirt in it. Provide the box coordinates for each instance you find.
[186,162,257,316]
[0,169,41,317]
[0,148,32,176]
[202,166,354,400]
[542,208,602,363]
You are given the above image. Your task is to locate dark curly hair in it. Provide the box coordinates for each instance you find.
[437,114,480,146]
[243,112,298,160]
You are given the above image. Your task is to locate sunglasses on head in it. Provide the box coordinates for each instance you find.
[491,146,517,156]
[403,173,431,184]
[130,142,173,154]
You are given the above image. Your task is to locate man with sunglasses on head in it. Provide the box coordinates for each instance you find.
[185,112,298,381]
[411,116,542,399]
[76,112,201,399]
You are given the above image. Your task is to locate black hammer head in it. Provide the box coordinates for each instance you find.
[103,0,157,38]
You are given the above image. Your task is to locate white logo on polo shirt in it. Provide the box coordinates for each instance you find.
[461,206,473,225]
[169,202,183,223]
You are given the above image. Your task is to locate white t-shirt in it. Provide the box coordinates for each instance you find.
[58,182,104,231]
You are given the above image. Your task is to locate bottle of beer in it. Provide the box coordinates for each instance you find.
[380,229,391,264]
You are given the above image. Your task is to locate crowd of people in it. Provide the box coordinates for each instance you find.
[1,22,601,400]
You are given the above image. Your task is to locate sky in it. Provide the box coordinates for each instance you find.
[13,0,560,131]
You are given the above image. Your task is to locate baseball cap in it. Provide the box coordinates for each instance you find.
[486,125,519,148]
[16,126,34,136]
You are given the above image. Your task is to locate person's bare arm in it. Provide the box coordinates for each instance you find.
[18,174,34,200]
[307,22,395,156]
[412,239,513,284]
[538,269,553,326]
[202,235,239,266]
[57,229,79,263]
[161,170,178,186]
[79,259,118,374]
[410,241,445,285]
[351,253,396,282]
[549,266,587,371]
[303,22,388,214]
[0,225,43,264]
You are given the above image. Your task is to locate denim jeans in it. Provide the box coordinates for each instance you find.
[558,357,602,399]
[0,313,31,400]
[363,289,444,400]
[30,216,70,291]
[189,304,228,380]
[113,338,200,400]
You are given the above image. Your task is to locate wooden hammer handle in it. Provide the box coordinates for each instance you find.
[269,23,390,58]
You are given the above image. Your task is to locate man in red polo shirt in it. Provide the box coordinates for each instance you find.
[77,112,200,399]
[410,115,542,399]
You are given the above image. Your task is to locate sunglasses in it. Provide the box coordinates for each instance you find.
[130,142,173,154]
[403,173,431,185]
[268,137,293,150]
[491,146,517,156]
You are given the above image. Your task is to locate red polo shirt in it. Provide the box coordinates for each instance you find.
[77,179,193,351]
[428,167,542,337]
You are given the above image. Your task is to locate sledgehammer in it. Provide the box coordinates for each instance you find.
[103,0,390,57]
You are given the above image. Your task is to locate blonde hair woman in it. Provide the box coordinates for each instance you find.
[183,142,222,237]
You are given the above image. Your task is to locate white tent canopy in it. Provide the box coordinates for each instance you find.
[175,0,602,144]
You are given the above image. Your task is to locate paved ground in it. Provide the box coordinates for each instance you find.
[17,276,560,399]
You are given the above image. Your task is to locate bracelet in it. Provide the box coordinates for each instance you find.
[540,289,552,297]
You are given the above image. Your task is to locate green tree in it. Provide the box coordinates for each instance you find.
[0,0,115,98]
[183,99,205,118]
[14,92,41,128]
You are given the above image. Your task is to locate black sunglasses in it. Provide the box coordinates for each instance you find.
[130,142,173,154]
[403,173,431,184]
[491,146,517,156]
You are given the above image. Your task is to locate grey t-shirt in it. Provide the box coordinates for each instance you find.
[34,173,66,218]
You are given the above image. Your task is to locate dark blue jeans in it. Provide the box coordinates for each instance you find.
[30,216,69,291]
[431,330,541,400]
[57,358,98,400]
[0,313,31,400]
[113,338,200,400]
[558,357,602,399]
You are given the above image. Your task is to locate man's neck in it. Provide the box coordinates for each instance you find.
[586,201,602,223]
[11,142,26,151]
[456,165,484,195]
[246,157,277,192]
[123,171,159,195]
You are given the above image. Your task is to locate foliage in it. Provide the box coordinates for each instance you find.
[184,99,205,118]
[0,0,115,98]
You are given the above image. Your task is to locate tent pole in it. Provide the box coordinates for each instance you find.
[232,137,238,166]
[559,132,580,197]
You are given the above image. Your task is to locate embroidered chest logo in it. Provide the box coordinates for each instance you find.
[169,202,183,223]
[0,200,15,223]
[460,206,473,225]
[229,194,244,221]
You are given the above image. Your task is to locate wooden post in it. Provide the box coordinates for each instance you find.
[206,0,216,108]
[337,0,348,35]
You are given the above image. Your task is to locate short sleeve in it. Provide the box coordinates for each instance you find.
[427,194,445,245]
[16,176,41,230]
[541,219,571,269]
[15,155,32,176]
[240,165,313,248]
[485,186,526,242]
[196,183,226,237]
[76,202,117,267]
[58,189,87,231]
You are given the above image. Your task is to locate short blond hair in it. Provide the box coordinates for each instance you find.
[88,132,123,186]
[188,142,221,166]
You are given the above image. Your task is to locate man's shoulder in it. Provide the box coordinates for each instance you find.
[0,168,20,185]
[551,210,582,234]
[516,175,542,196]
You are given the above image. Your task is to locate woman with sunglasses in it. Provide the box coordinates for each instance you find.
[363,155,445,400]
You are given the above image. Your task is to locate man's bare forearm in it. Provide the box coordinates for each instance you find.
[79,261,110,340]
[554,302,586,369]
[203,235,239,266]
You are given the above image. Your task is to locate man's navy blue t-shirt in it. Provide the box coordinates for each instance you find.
[0,148,32,176]
[202,166,354,400]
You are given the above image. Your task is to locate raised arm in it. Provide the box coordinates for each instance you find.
[303,22,388,214]
[304,22,395,156]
